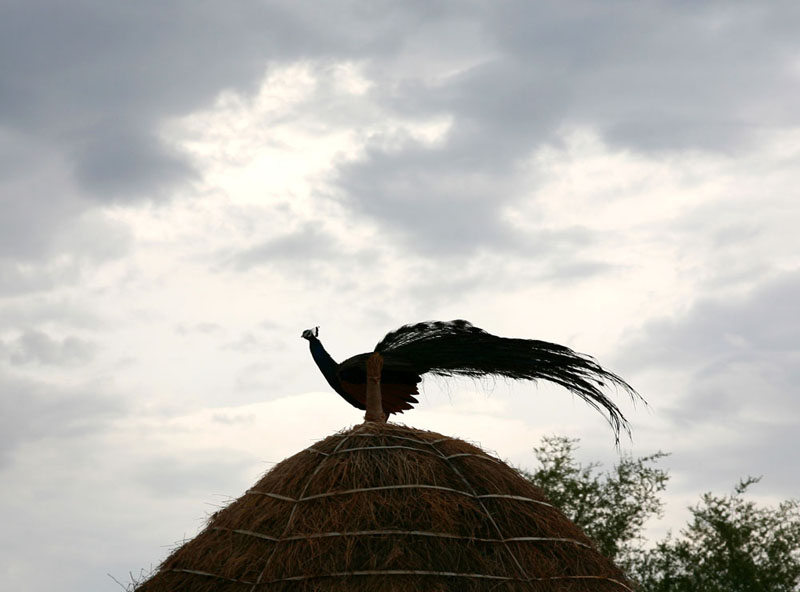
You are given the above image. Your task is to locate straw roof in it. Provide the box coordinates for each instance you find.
[135,422,633,591]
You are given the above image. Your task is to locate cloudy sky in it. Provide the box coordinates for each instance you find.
[2,1,800,590]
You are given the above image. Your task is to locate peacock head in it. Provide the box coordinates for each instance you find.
[301,327,319,341]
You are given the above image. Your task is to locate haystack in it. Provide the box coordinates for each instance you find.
[136,422,632,591]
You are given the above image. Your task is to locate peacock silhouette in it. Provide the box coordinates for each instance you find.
[302,319,644,440]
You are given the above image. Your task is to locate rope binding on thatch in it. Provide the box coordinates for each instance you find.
[246,483,556,508]
[168,566,633,590]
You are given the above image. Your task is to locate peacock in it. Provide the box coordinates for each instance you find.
[301,319,644,440]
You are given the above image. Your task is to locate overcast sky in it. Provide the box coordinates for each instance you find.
[2,2,800,590]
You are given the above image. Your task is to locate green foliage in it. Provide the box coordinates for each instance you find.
[524,435,669,564]
[525,436,800,592]
[632,477,800,592]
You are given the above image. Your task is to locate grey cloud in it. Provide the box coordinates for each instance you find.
[0,215,131,296]
[718,423,800,497]
[337,146,517,254]
[622,273,800,368]
[222,332,266,353]
[664,421,799,498]
[211,411,256,426]
[259,319,281,331]
[614,270,800,497]
[0,0,369,269]
[0,1,446,201]
[133,454,255,497]
[0,132,81,261]
[0,373,125,467]
[334,3,800,253]
[175,322,224,336]
[0,261,71,296]
[73,127,197,200]
[537,260,620,283]
[482,2,800,153]
[0,301,98,332]
[619,272,800,426]
[5,1,800,268]
[339,135,613,258]
[229,222,351,270]
[403,251,615,310]
[2,330,95,366]
[0,127,133,288]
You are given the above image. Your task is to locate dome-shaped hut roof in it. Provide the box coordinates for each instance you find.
[136,422,632,591]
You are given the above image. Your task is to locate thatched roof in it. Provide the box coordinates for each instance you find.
[136,423,632,591]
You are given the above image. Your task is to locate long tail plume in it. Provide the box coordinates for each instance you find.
[375,320,644,441]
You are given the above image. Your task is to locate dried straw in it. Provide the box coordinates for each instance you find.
[135,423,633,591]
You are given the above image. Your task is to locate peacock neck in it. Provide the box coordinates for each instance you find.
[308,338,340,385]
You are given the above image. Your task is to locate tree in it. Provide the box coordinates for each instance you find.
[525,436,800,592]
[524,435,669,567]
[632,477,800,592]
